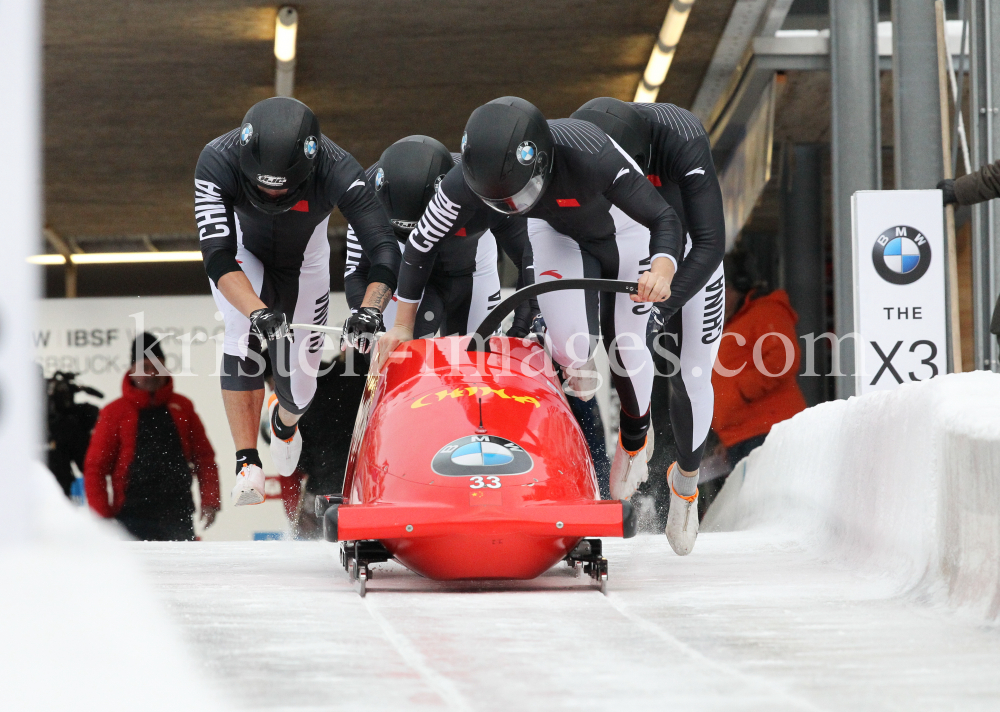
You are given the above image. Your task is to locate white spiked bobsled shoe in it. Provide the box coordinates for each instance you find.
[268,394,302,477]
[231,463,266,507]
[609,434,652,500]
[665,462,699,556]
[562,357,601,401]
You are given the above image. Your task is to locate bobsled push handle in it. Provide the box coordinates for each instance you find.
[467,279,639,352]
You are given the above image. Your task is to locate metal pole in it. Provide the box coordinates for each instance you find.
[782,144,826,406]
[937,0,963,373]
[0,0,41,543]
[969,0,1000,371]
[892,1,945,189]
[830,0,881,399]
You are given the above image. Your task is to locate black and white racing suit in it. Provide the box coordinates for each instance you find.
[195,131,399,414]
[399,119,683,452]
[346,155,533,337]
[632,103,726,473]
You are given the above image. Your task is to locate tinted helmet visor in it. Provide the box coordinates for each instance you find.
[471,156,549,215]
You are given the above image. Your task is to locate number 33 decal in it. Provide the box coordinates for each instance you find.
[469,476,501,489]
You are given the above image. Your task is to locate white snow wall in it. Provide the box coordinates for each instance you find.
[704,371,1000,621]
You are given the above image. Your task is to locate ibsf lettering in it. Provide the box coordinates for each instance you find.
[66,328,120,347]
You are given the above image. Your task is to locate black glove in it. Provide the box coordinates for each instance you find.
[249,308,289,341]
[937,178,958,206]
[527,313,548,344]
[342,307,384,354]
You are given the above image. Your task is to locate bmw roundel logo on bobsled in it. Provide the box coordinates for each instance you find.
[432,435,533,476]
[292,277,642,596]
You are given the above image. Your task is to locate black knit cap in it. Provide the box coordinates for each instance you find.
[131,332,167,366]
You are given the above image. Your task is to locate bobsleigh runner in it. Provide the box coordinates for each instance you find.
[294,280,638,596]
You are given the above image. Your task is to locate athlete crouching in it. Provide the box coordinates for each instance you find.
[195,97,399,507]
[378,97,681,541]
[345,135,534,346]
[572,98,726,555]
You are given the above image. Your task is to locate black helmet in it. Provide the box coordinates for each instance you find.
[571,97,652,173]
[374,136,455,240]
[461,97,553,215]
[238,97,321,215]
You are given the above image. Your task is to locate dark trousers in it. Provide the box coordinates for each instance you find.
[116,513,195,542]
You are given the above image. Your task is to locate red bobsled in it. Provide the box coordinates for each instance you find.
[311,280,639,594]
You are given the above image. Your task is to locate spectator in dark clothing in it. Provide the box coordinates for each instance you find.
[940,159,1000,207]
[84,333,220,541]
[45,370,101,497]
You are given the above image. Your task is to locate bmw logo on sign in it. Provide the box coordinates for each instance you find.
[431,435,533,477]
[516,141,536,165]
[872,225,931,285]
[375,167,385,191]
[303,135,318,159]
[240,123,253,146]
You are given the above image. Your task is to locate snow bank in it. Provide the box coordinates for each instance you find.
[0,465,231,712]
[704,371,1000,621]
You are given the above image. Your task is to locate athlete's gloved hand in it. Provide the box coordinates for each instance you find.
[341,307,384,354]
[508,300,540,338]
[249,308,289,341]
[527,313,548,344]
[937,178,958,206]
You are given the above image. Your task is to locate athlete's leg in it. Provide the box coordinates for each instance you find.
[661,251,724,555]
[266,223,331,476]
[665,257,724,473]
[211,230,268,449]
[465,231,502,334]
[528,218,600,369]
[210,226,269,504]
[602,208,656,500]
[274,223,331,417]
[602,207,654,444]
[440,275,475,336]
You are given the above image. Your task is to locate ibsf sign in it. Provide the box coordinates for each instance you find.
[852,190,947,395]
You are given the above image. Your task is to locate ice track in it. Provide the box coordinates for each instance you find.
[136,534,1000,712]
[135,373,1000,711]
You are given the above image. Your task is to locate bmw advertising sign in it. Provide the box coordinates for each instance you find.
[431,435,533,477]
[852,191,947,395]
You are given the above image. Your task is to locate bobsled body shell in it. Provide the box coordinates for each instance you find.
[340,336,626,580]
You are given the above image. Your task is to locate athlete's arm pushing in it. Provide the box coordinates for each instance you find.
[491,215,538,333]
[344,225,373,311]
[378,167,480,366]
[333,154,400,309]
[195,145,268,317]
[601,150,682,302]
[658,135,726,318]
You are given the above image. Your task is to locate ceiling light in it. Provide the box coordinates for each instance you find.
[27,251,203,265]
[274,7,298,63]
[635,0,695,103]
[27,254,66,265]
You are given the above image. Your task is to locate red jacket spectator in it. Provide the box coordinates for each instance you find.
[712,289,807,448]
[84,370,219,535]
